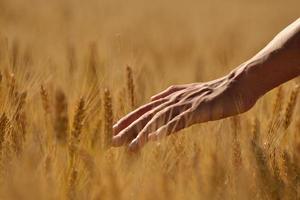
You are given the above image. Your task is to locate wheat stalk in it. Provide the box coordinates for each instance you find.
[283,85,299,130]
[91,119,102,149]
[40,85,51,115]
[267,85,299,149]
[22,46,33,67]
[71,97,85,144]
[14,91,27,141]
[0,113,9,157]
[66,167,78,200]
[87,42,98,81]
[7,72,16,99]
[67,44,77,75]
[10,39,19,69]
[230,116,242,170]
[266,87,283,144]
[126,66,135,109]
[54,89,69,145]
[280,151,297,198]
[103,88,113,149]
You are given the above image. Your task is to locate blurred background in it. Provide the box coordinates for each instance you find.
[0,1,299,199]
[0,0,299,96]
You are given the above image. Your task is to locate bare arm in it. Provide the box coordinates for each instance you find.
[236,18,300,99]
[112,18,300,151]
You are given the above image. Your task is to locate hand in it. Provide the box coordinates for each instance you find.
[112,74,257,151]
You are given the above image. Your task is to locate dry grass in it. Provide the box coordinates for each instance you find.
[0,0,299,199]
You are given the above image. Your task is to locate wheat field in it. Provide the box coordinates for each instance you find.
[0,0,299,199]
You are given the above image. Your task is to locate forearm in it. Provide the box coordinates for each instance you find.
[233,18,300,99]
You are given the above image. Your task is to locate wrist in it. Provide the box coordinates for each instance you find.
[226,64,260,108]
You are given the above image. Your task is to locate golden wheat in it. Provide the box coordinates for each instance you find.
[71,97,85,143]
[54,89,69,145]
[0,1,298,199]
[40,85,51,115]
[283,85,299,129]
[126,66,135,109]
[103,88,113,149]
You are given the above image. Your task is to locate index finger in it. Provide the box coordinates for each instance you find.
[113,98,168,135]
[151,85,186,101]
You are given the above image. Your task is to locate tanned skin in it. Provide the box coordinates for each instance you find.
[112,18,300,151]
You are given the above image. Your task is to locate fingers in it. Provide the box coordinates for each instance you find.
[150,85,186,101]
[128,102,192,151]
[145,102,192,132]
[113,98,168,135]
[179,87,213,102]
[146,100,212,142]
[112,100,176,147]
[112,113,153,146]
[148,109,194,142]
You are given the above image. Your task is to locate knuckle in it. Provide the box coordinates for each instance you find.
[166,104,178,111]
[200,85,214,95]
[154,111,165,121]
[161,97,170,101]
[191,98,206,109]
[152,112,166,124]
[166,103,181,113]
[170,91,185,101]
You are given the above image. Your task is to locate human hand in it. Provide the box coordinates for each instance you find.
[113,18,300,151]
[112,74,257,151]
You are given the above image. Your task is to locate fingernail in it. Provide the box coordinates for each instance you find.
[129,139,137,146]
[128,140,139,152]
[111,135,121,146]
